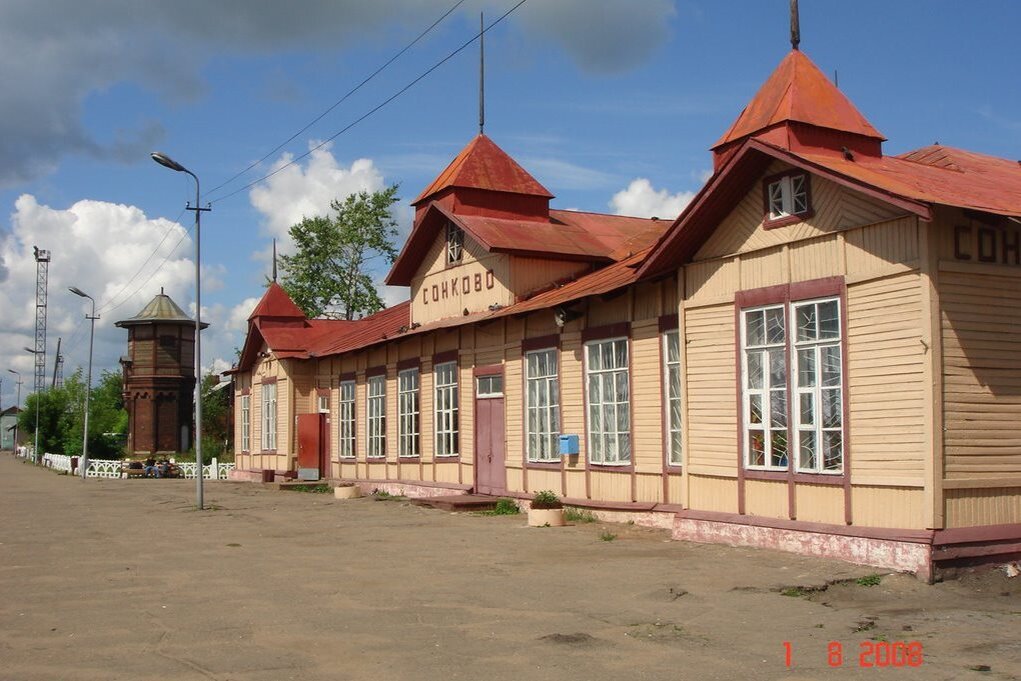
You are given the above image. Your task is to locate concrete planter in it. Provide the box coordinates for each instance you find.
[333,485,362,499]
[528,507,566,527]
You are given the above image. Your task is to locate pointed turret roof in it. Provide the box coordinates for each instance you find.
[248,282,306,321]
[116,291,207,328]
[713,50,884,150]
[412,134,553,205]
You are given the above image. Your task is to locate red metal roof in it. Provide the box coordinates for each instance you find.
[713,50,884,150]
[412,134,553,205]
[387,201,665,285]
[248,282,306,320]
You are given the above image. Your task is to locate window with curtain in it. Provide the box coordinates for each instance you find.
[585,338,630,465]
[434,362,459,456]
[525,349,559,462]
[367,375,386,458]
[398,368,420,457]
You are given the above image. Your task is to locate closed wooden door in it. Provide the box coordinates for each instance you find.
[475,373,505,495]
[297,413,324,481]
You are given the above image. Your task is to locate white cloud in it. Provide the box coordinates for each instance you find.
[609,178,694,219]
[523,157,618,191]
[0,195,194,401]
[249,142,386,248]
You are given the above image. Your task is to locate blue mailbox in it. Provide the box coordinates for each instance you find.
[559,434,580,456]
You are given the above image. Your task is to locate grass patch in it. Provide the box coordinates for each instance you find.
[291,484,331,493]
[599,530,617,542]
[477,498,520,516]
[781,587,810,598]
[564,507,597,523]
[372,490,407,501]
[856,574,883,587]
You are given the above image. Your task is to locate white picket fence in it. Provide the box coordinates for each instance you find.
[39,451,234,479]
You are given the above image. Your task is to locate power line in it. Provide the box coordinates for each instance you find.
[204,0,467,200]
[96,207,187,315]
[100,225,192,318]
[207,0,528,206]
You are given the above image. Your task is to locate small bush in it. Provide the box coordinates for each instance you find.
[564,507,597,523]
[531,489,563,509]
[372,490,406,501]
[599,530,617,542]
[292,484,331,493]
[856,574,882,587]
[492,498,520,515]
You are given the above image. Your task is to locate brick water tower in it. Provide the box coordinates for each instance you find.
[116,290,208,456]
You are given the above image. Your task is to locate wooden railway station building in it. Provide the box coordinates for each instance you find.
[229,47,1021,580]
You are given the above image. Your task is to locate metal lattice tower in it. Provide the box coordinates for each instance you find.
[33,246,50,395]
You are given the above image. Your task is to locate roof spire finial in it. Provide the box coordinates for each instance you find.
[272,238,278,282]
[479,12,485,136]
[790,0,801,50]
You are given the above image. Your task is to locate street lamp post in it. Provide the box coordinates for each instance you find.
[7,370,22,455]
[69,287,99,479]
[151,151,209,510]
[23,347,41,463]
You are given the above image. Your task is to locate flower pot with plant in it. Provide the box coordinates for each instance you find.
[528,489,566,527]
[333,482,362,499]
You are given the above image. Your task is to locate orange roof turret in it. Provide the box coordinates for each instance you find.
[413,134,553,205]
[712,50,885,167]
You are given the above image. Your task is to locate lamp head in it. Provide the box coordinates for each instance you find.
[151,152,186,173]
[23,347,37,354]
[69,286,89,299]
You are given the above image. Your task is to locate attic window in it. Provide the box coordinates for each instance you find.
[764,172,811,227]
[446,222,464,264]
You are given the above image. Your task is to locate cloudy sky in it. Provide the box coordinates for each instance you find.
[1,0,1019,406]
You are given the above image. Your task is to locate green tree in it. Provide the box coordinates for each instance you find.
[278,185,401,319]
[200,374,232,461]
[18,369,127,458]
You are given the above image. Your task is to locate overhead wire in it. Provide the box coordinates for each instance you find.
[204,0,468,200]
[206,0,528,206]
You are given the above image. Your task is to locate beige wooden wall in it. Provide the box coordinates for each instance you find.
[933,207,1021,527]
[683,161,931,529]
[236,347,294,473]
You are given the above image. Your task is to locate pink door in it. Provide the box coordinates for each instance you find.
[474,372,506,496]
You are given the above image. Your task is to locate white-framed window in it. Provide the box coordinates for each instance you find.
[446,222,464,264]
[767,173,809,221]
[585,338,631,465]
[525,349,559,462]
[398,368,420,457]
[261,382,277,451]
[476,374,503,398]
[434,361,459,456]
[366,374,386,458]
[338,380,355,459]
[740,297,843,473]
[317,393,329,413]
[663,331,682,466]
[792,299,843,473]
[240,394,251,452]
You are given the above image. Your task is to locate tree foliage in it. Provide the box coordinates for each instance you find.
[278,185,401,319]
[18,369,127,458]
[200,374,232,461]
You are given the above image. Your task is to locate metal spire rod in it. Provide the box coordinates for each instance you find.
[479,11,485,135]
[272,238,278,282]
[790,0,801,50]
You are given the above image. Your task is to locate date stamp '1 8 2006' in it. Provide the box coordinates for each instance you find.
[783,641,924,668]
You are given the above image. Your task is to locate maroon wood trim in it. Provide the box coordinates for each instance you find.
[789,276,845,300]
[651,503,685,514]
[588,462,636,473]
[365,365,387,378]
[735,284,787,308]
[432,350,458,365]
[933,542,1021,561]
[260,376,278,385]
[734,303,746,515]
[497,490,659,511]
[433,456,461,463]
[677,508,935,544]
[761,169,815,230]
[521,334,560,352]
[581,321,631,342]
[339,371,356,382]
[338,477,473,492]
[397,358,421,371]
[241,387,251,396]
[473,364,503,377]
[657,313,679,333]
[934,523,1021,545]
[744,469,844,486]
[524,461,562,471]
[315,387,330,398]
[397,455,421,463]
